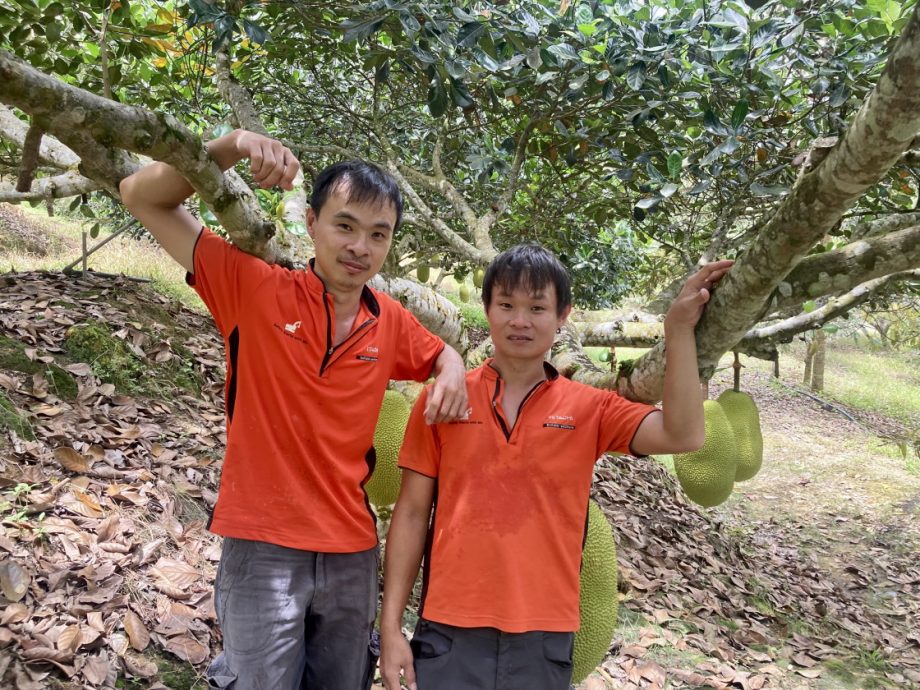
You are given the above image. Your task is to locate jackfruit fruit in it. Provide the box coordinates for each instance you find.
[674,400,737,507]
[572,500,618,684]
[717,390,763,482]
[366,390,411,507]
[458,284,471,303]
[473,267,485,288]
[416,263,430,283]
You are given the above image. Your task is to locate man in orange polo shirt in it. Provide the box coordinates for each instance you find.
[119,129,467,689]
[380,244,732,690]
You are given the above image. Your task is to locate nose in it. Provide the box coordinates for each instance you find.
[346,231,369,257]
[509,310,530,328]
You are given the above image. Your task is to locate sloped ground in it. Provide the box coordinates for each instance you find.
[0,271,226,689]
[0,268,917,687]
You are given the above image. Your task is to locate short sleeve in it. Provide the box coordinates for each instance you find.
[397,389,441,478]
[389,302,446,382]
[186,227,274,337]
[597,391,659,456]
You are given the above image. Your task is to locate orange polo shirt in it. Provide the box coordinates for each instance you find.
[188,228,444,552]
[398,359,657,632]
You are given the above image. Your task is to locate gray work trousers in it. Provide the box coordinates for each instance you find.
[411,618,574,690]
[207,537,379,690]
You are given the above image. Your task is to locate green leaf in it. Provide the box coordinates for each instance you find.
[399,12,421,36]
[449,78,474,108]
[752,20,780,49]
[547,43,580,63]
[575,4,593,25]
[703,109,729,136]
[660,182,678,198]
[667,151,683,179]
[803,300,817,313]
[457,21,485,48]
[427,74,449,117]
[242,19,269,45]
[626,63,645,90]
[822,324,839,334]
[341,15,386,44]
[730,99,749,131]
[635,196,661,209]
[473,48,499,71]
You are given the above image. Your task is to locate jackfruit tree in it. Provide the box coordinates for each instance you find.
[366,389,412,508]
[4,0,919,403]
[674,400,738,508]
[572,499,619,685]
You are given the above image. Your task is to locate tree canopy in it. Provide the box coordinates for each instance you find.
[2,0,920,401]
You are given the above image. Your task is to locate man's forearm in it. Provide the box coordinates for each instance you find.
[381,508,428,634]
[121,130,245,210]
[431,344,464,378]
[661,325,705,447]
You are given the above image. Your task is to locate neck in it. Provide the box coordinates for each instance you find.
[490,355,547,389]
[312,263,363,315]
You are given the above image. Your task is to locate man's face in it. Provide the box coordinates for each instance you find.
[307,184,396,294]
[486,282,571,363]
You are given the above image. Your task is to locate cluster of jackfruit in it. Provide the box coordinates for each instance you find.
[673,390,763,508]
[572,500,619,684]
[366,389,412,507]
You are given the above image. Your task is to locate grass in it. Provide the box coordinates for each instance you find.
[1,204,202,311]
[0,391,33,440]
[0,334,78,400]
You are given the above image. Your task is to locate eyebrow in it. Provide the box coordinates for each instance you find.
[332,210,394,232]
[496,289,548,300]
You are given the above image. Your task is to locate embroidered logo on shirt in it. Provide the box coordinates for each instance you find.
[544,415,576,430]
[284,320,302,334]
[357,344,379,362]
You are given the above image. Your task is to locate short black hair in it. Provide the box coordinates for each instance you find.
[309,160,404,230]
[482,243,572,317]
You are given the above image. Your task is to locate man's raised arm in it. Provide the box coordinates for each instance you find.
[118,130,299,273]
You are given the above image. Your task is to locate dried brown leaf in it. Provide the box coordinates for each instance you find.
[81,652,110,685]
[53,447,91,473]
[123,610,150,652]
[0,559,30,602]
[163,634,209,664]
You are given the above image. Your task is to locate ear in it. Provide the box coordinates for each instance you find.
[558,304,573,326]
[306,208,316,239]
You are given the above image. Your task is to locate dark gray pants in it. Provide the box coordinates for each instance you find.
[411,618,574,690]
[207,537,379,690]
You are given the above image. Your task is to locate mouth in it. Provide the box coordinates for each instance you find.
[340,259,369,274]
[507,335,533,342]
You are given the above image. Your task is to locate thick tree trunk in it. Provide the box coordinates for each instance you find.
[811,329,827,392]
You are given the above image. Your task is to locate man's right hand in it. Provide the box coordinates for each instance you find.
[119,129,301,273]
[232,130,300,191]
[380,628,416,690]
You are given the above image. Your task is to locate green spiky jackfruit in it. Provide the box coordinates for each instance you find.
[366,390,411,507]
[717,390,763,482]
[416,263,430,283]
[458,284,471,303]
[674,400,737,507]
[572,500,619,685]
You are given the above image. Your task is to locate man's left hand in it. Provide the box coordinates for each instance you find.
[664,259,734,331]
[425,349,468,424]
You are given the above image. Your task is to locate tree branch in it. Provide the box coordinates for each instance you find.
[15,121,42,192]
[744,270,920,344]
[0,104,80,169]
[0,170,101,202]
[771,224,920,311]
[0,50,276,258]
